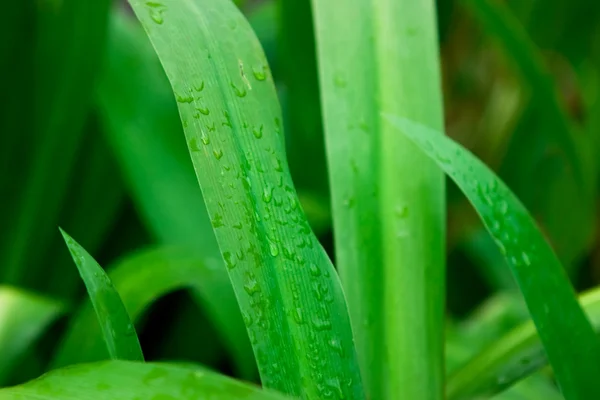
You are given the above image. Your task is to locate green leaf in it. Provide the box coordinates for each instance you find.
[53,246,255,378]
[384,114,600,400]
[448,287,600,399]
[0,360,292,400]
[1,0,112,288]
[59,229,144,363]
[0,286,64,385]
[311,0,445,398]
[127,0,364,397]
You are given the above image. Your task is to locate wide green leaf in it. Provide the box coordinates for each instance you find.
[311,0,445,398]
[0,286,64,385]
[0,361,292,400]
[127,0,364,397]
[60,229,144,363]
[448,286,600,399]
[53,246,255,378]
[384,115,600,399]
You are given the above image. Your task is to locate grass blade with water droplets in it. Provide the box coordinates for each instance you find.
[53,245,255,378]
[127,0,364,397]
[311,0,445,398]
[60,229,144,363]
[0,286,64,385]
[448,286,600,399]
[384,114,600,400]
[0,360,292,400]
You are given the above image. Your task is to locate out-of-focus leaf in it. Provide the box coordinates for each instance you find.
[448,286,600,399]
[0,287,64,385]
[0,361,292,400]
[53,246,256,379]
[1,0,112,289]
[385,115,600,400]
[97,9,217,256]
[127,0,364,397]
[59,230,144,363]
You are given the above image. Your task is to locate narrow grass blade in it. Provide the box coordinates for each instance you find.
[2,0,111,287]
[311,1,445,398]
[384,115,600,400]
[0,361,292,400]
[448,287,600,399]
[53,246,255,379]
[0,287,64,385]
[59,229,144,363]
[127,0,364,397]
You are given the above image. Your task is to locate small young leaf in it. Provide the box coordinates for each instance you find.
[384,114,600,400]
[53,246,254,378]
[0,360,292,400]
[59,229,144,363]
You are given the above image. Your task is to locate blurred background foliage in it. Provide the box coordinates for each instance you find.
[2,0,600,395]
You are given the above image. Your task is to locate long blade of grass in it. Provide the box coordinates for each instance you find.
[1,0,111,288]
[127,0,364,397]
[384,114,600,399]
[0,361,292,400]
[448,286,600,399]
[59,229,144,363]
[0,287,64,385]
[52,245,255,378]
[311,1,445,398]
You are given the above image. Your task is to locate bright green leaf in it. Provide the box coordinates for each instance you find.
[59,229,144,363]
[384,114,600,400]
[0,360,292,400]
[127,0,364,397]
[311,1,445,398]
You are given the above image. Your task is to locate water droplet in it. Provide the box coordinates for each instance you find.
[252,65,268,81]
[125,323,136,336]
[312,316,332,331]
[241,311,253,326]
[150,11,164,24]
[189,137,201,152]
[309,263,321,277]
[244,279,260,295]
[232,221,243,230]
[521,252,531,266]
[395,205,409,218]
[292,307,304,324]
[213,149,224,160]
[194,81,205,92]
[273,157,283,172]
[196,106,209,115]
[175,93,193,103]
[328,338,344,357]
[222,111,232,127]
[334,74,347,88]
[343,197,355,209]
[262,186,273,203]
[269,241,279,257]
[200,132,210,145]
[497,199,508,215]
[223,252,236,269]
[206,122,216,132]
[253,124,264,139]
[230,81,247,97]
[212,213,224,228]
